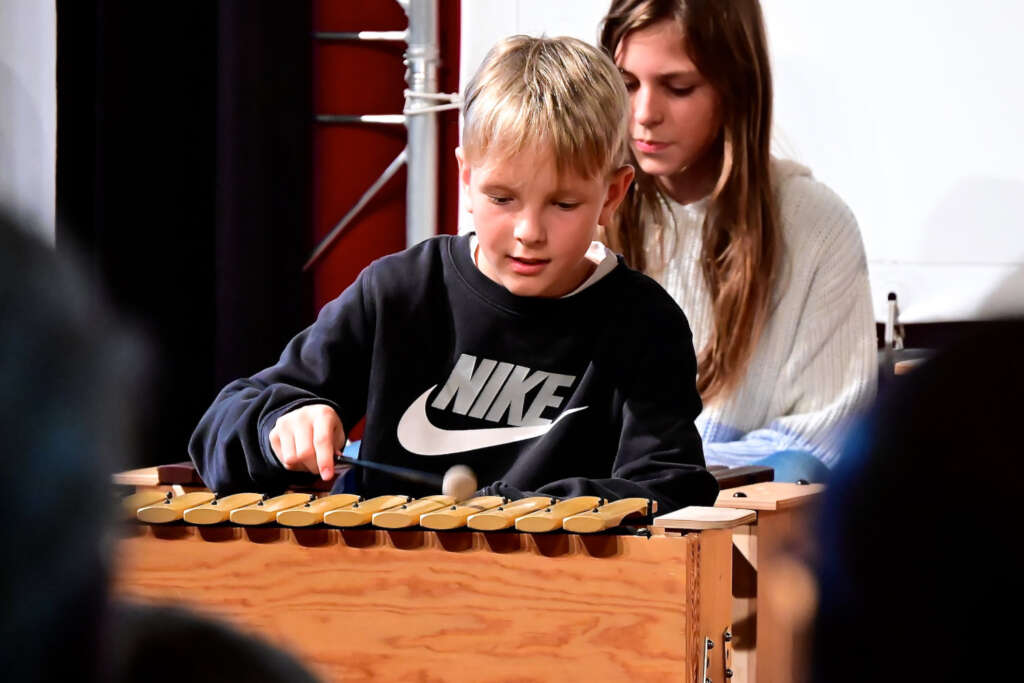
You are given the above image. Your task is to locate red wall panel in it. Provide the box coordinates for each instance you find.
[312,1,461,310]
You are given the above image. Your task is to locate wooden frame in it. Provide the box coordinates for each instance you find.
[111,465,803,681]
[715,482,825,683]
[115,522,736,681]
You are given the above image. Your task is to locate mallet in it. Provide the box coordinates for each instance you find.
[334,454,477,501]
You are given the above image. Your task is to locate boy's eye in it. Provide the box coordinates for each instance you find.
[487,195,513,205]
[554,201,581,210]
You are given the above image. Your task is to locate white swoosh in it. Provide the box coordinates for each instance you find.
[397,385,587,456]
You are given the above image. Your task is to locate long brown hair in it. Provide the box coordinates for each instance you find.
[600,0,779,403]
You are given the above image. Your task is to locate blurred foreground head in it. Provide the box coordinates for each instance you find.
[0,210,145,680]
[0,212,319,682]
[812,319,1024,682]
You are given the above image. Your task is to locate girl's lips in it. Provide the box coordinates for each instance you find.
[634,139,670,153]
[508,256,549,275]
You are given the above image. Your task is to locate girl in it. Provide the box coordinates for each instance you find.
[600,0,877,480]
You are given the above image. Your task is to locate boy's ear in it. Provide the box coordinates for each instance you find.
[598,164,636,227]
[455,147,473,214]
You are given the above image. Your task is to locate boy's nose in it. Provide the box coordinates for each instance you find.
[513,212,545,246]
[633,86,662,128]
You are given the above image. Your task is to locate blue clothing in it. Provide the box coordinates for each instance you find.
[752,449,832,483]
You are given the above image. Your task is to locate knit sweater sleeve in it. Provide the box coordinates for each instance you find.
[703,175,877,468]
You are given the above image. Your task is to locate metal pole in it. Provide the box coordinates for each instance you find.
[402,0,440,246]
[303,149,408,272]
[314,31,408,42]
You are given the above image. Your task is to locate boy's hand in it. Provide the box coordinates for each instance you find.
[269,404,345,481]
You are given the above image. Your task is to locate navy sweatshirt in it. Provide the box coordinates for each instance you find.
[189,234,718,513]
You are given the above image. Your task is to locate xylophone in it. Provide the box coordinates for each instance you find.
[113,465,795,682]
[121,489,659,533]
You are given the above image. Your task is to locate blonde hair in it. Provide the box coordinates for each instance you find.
[462,35,630,178]
[600,0,780,403]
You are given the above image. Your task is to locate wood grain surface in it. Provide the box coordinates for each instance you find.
[115,525,725,682]
[715,482,824,511]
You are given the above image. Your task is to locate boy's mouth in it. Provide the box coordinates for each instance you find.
[508,255,549,275]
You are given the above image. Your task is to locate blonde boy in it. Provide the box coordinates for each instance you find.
[190,36,717,512]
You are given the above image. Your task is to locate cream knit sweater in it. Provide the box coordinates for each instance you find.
[651,159,877,467]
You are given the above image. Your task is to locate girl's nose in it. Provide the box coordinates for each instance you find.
[633,85,662,128]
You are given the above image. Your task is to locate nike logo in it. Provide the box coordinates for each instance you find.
[397,385,587,456]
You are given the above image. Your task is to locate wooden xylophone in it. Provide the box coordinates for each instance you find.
[121,489,657,533]
[113,464,791,682]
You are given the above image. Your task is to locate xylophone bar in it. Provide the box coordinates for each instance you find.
[463,496,553,529]
[183,492,264,524]
[418,495,506,529]
[120,490,170,517]
[322,494,411,526]
[563,497,656,533]
[125,490,657,534]
[136,491,215,523]
[371,494,455,528]
[514,496,604,532]
[229,492,315,525]
[276,493,361,527]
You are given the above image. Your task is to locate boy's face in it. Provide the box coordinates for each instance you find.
[457,145,633,298]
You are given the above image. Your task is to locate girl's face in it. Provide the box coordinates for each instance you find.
[614,18,723,200]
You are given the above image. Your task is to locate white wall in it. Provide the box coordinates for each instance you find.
[764,0,1024,322]
[460,1,1024,322]
[0,0,57,243]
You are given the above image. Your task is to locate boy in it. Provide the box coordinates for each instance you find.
[190,35,718,513]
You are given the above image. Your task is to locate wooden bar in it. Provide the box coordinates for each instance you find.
[562,497,653,533]
[372,495,454,528]
[654,506,757,531]
[113,461,204,487]
[323,495,410,527]
[136,491,215,523]
[514,496,603,532]
[119,490,169,519]
[715,482,824,512]
[230,493,315,526]
[277,494,361,527]
[183,492,265,525]
[419,495,505,530]
[465,496,553,530]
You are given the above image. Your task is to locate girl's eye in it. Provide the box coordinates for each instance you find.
[555,201,581,210]
[623,80,639,92]
[669,86,695,96]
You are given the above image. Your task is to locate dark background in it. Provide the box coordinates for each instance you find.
[56,1,314,467]
[54,1,462,468]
